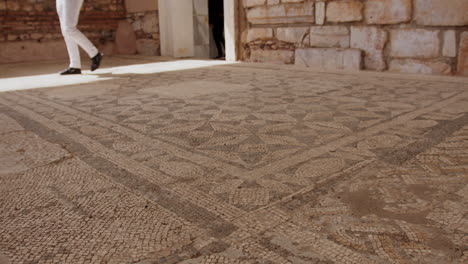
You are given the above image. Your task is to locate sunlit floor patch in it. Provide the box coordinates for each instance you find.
[0,57,235,92]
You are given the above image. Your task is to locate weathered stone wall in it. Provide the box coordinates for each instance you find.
[0,0,126,63]
[122,0,160,56]
[242,0,468,76]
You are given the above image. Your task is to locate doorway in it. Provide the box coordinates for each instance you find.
[158,0,238,61]
[208,0,225,60]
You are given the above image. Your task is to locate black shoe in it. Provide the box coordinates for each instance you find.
[60,68,82,75]
[91,52,103,71]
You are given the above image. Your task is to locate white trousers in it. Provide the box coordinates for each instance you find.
[57,0,98,68]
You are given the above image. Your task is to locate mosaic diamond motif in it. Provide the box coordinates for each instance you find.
[0,57,467,263]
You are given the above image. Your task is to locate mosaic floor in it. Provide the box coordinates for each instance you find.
[0,56,467,264]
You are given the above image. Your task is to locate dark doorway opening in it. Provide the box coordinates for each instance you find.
[208,0,225,60]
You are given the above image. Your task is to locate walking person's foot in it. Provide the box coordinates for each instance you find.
[91,52,103,71]
[60,68,82,75]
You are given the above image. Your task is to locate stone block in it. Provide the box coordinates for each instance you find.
[250,49,295,64]
[247,2,314,24]
[389,59,452,75]
[277,27,309,44]
[326,0,363,22]
[244,0,266,8]
[6,1,20,11]
[131,20,142,31]
[443,31,457,58]
[458,32,468,76]
[141,13,158,33]
[351,26,388,71]
[315,1,325,25]
[295,48,362,71]
[365,0,411,24]
[247,28,274,42]
[7,35,18,41]
[116,20,137,55]
[34,3,43,12]
[310,26,349,48]
[0,41,68,63]
[136,39,160,56]
[30,33,43,40]
[390,29,440,59]
[23,3,33,12]
[268,0,280,5]
[125,0,158,13]
[414,0,468,26]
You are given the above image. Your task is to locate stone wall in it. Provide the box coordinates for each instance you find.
[242,0,468,76]
[0,0,126,64]
[122,0,160,56]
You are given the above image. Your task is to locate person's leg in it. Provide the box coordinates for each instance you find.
[61,0,98,59]
[220,27,225,55]
[213,26,224,58]
[57,0,81,69]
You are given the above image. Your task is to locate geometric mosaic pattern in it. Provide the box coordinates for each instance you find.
[0,57,467,263]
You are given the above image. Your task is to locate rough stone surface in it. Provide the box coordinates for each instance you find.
[310,26,350,48]
[326,0,363,22]
[141,13,159,34]
[414,0,468,26]
[277,27,309,44]
[389,59,452,75]
[0,41,68,63]
[364,0,411,24]
[116,20,137,55]
[244,0,266,8]
[247,2,314,24]
[443,30,457,58]
[6,1,20,11]
[126,10,160,56]
[0,57,467,263]
[250,49,295,64]
[351,26,388,71]
[136,39,160,56]
[390,29,440,59]
[458,32,468,76]
[295,48,362,70]
[125,0,158,13]
[247,28,274,42]
[241,0,467,77]
[315,1,325,25]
